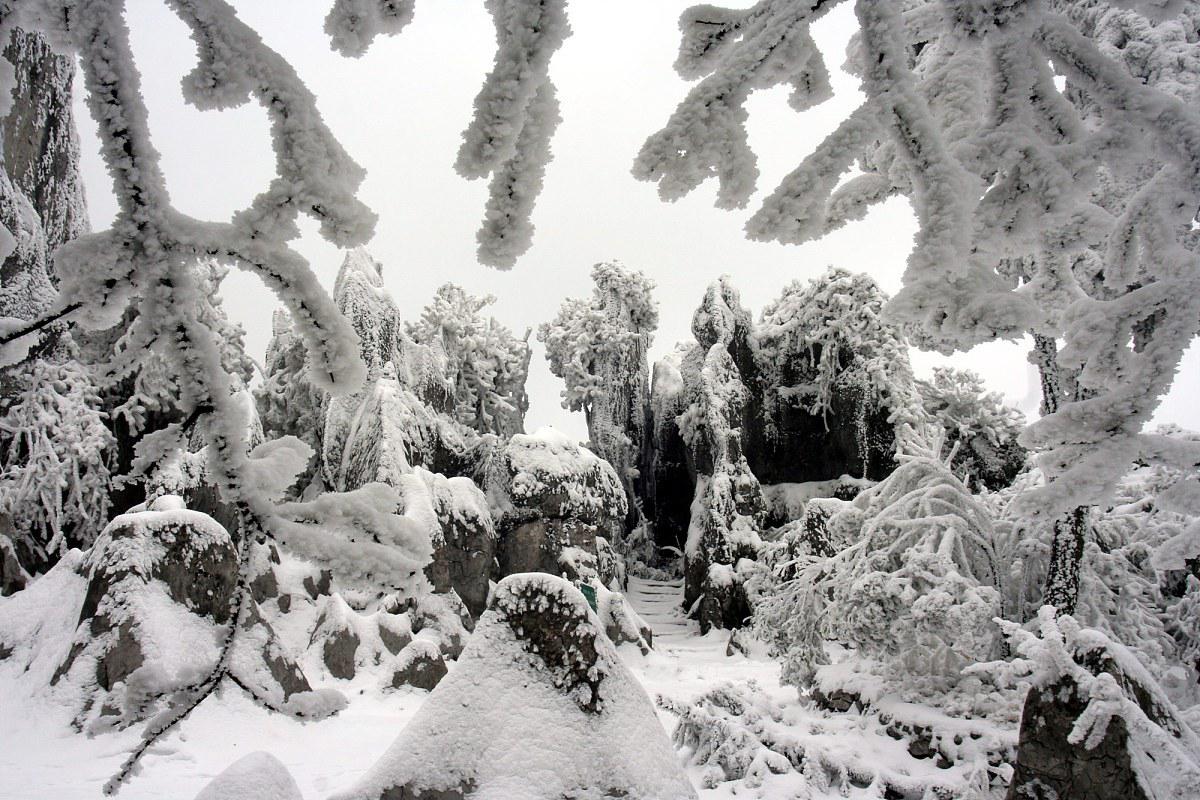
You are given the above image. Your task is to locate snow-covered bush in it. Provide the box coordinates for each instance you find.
[408,283,530,436]
[756,452,1002,692]
[661,680,1001,798]
[919,366,1027,490]
[0,358,112,570]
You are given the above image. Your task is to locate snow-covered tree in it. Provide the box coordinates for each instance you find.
[755,446,1002,693]
[637,1,1200,619]
[255,309,328,496]
[0,3,384,788]
[539,261,658,531]
[409,283,530,436]
[918,366,1027,490]
[0,358,112,571]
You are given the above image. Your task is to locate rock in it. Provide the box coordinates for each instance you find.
[0,531,29,596]
[248,542,281,603]
[642,356,694,554]
[309,593,415,680]
[234,600,313,702]
[498,517,599,579]
[389,639,447,690]
[51,503,312,729]
[389,591,469,660]
[193,751,303,800]
[477,429,627,586]
[332,574,696,800]
[409,469,496,619]
[593,582,652,654]
[303,569,332,599]
[1007,617,1200,800]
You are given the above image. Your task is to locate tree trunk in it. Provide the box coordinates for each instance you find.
[1030,333,1091,615]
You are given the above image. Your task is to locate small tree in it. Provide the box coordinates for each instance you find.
[409,283,531,436]
[539,262,658,531]
[918,366,1027,490]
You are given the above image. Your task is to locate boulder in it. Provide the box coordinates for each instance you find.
[388,638,447,690]
[193,751,303,800]
[408,468,496,619]
[51,497,316,728]
[478,428,627,585]
[332,574,696,800]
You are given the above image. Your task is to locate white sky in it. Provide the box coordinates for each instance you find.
[73,0,1200,440]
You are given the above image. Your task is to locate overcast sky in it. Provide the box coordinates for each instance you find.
[73,0,1200,440]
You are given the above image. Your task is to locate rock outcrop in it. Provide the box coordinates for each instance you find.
[51,497,318,729]
[478,428,627,583]
[331,574,696,800]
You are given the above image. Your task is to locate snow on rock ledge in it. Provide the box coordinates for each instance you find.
[332,573,696,800]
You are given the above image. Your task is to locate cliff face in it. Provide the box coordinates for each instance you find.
[2,27,89,263]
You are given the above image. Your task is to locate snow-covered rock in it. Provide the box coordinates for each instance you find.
[306,593,413,681]
[50,501,317,729]
[478,428,627,583]
[332,573,696,800]
[1003,610,1200,800]
[192,751,303,800]
[405,468,497,619]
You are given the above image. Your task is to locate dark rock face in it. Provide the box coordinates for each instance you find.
[497,518,598,580]
[389,642,447,691]
[2,27,88,257]
[746,386,898,485]
[1008,677,1146,800]
[489,576,609,714]
[417,472,496,620]
[1008,638,1190,800]
[0,530,28,596]
[642,360,693,552]
[322,626,362,681]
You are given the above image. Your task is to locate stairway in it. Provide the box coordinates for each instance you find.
[624,576,709,655]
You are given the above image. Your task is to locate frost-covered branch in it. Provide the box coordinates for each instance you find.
[1,0,379,789]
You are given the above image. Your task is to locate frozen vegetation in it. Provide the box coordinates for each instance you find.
[2,1,1200,799]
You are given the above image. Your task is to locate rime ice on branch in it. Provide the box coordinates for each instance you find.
[638,0,1200,532]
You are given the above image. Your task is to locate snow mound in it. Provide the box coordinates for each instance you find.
[193,751,303,800]
[332,573,696,800]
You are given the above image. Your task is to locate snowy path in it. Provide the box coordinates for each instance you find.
[625,576,693,650]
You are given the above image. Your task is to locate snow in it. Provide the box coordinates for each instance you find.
[331,573,695,800]
[193,752,303,800]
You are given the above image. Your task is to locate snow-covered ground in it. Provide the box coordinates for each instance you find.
[0,575,988,800]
